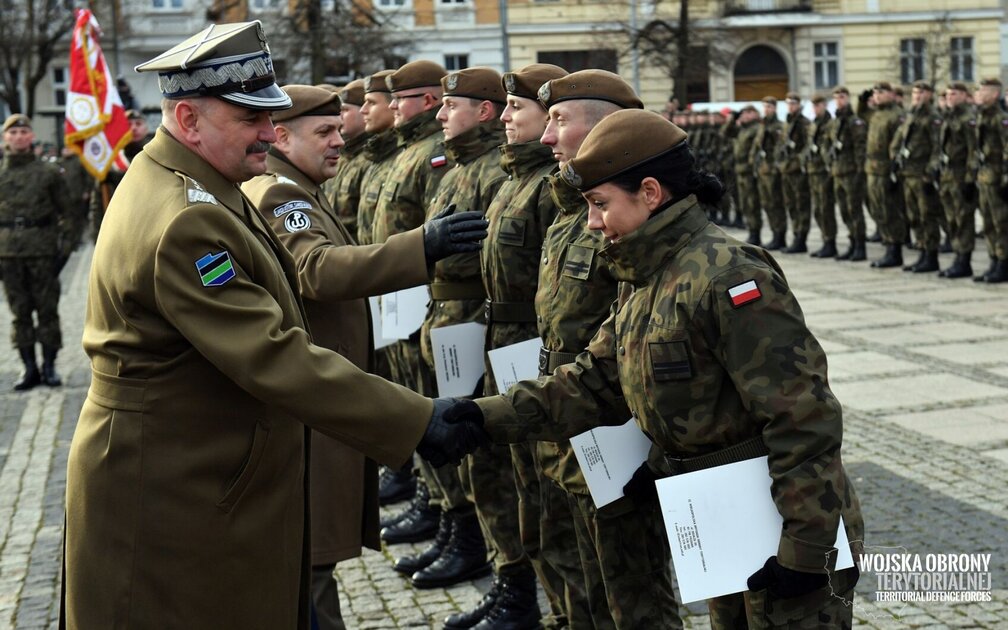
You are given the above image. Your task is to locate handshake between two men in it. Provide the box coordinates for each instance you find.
[416,398,490,467]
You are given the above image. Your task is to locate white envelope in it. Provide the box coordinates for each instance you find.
[487,337,543,393]
[569,419,653,508]
[368,296,396,350]
[430,322,487,397]
[380,285,429,340]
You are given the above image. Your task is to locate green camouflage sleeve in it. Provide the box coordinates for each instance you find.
[709,263,850,573]
[852,118,868,162]
[50,166,78,255]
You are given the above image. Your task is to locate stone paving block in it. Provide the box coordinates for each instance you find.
[827,351,923,381]
[912,339,1008,367]
[807,307,938,332]
[845,321,1008,347]
[983,448,1008,466]
[795,295,875,314]
[831,373,1008,412]
[882,404,1008,448]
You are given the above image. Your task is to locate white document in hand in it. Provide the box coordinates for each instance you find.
[655,455,854,604]
[487,337,543,393]
[369,297,396,350]
[569,419,653,509]
[380,285,429,340]
[430,322,487,397]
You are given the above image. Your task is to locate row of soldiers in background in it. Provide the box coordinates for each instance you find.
[678,79,1008,283]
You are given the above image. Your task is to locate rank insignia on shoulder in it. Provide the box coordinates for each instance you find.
[727,279,761,308]
[187,181,218,205]
[273,200,312,217]
[276,175,297,185]
[196,251,235,287]
[854,119,864,126]
[284,211,311,233]
[431,155,447,168]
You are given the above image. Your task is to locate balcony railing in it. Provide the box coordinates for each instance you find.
[723,0,813,16]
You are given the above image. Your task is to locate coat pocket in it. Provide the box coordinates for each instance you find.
[217,421,270,513]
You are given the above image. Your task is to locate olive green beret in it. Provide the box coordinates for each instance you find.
[979,77,1002,88]
[785,92,800,102]
[273,85,342,123]
[762,96,777,105]
[741,104,758,113]
[873,81,894,92]
[386,60,447,92]
[947,81,970,92]
[125,109,144,120]
[832,85,850,95]
[364,70,394,94]
[501,63,567,101]
[560,109,688,191]
[893,85,905,97]
[317,83,340,92]
[537,70,643,110]
[2,114,31,132]
[442,67,506,104]
[338,79,365,107]
[912,80,933,92]
[811,94,827,105]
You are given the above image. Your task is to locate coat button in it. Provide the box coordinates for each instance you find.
[543,256,548,264]
[619,346,626,355]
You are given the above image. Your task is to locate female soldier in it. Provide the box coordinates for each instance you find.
[467,109,864,628]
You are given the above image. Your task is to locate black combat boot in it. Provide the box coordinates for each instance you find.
[810,239,836,258]
[871,244,903,268]
[40,345,62,387]
[836,239,855,261]
[911,250,939,273]
[472,566,542,630]
[784,232,807,254]
[850,239,867,261]
[394,509,454,575]
[765,230,786,251]
[940,253,973,279]
[444,575,502,629]
[867,229,882,243]
[381,495,440,544]
[984,259,1008,283]
[731,213,746,229]
[975,256,998,282]
[940,234,953,253]
[902,250,926,272]
[13,346,41,392]
[746,229,762,246]
[379,460,416,506]
[381,482,429,529]
[411,510,491,588]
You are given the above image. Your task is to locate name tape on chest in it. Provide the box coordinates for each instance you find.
[727,279,762,308]
[274,200,312,217]
[196,251,235,287]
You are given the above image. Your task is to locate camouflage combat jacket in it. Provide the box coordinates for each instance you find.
[865,102,904,175]
[826,106,867,177]
[806,111,832,176]
[727,119,760,175]
[0,151,74,258]
[937,103,977,183]
[777,111,810,174]
[324,131,371,236]
[481,140,557,381]
[357,130,401,245]
[890,103,941,177]
[971,104,1008,185]
[478,195,865,573]
[751,115,784,175]
[372,110,450,244]
[419,122,507,374]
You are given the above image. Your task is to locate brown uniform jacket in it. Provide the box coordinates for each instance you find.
[64,128,431,630]
[243,152,429,566]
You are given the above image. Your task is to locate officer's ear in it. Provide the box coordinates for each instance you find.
[173,100,202,144]
[640,177,666,213]
[273,123,291,151]
[477,100,499,124]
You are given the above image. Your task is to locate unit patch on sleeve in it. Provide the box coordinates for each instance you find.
[284,211,311,233]
[727,279,762,308]
[196,251,235,287]
[273,200,312,217]
[431,155,447,168]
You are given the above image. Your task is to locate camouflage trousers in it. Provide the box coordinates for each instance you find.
[866,174,906,245]
[539,479,596,628]
[757,170,787,234]
[735,172,760,231]
[978,182,1008,260]
[569,492,682,629]
[707,567,858,629]
[0,257,62,349]
[833,172,866,240]
[901,176,942,251]
[781,172,811,236]
[939,176,976,254]
[809,172,836,240]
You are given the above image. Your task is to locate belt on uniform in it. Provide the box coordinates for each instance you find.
[429,281,485,301]
[0,216,52,229]
[538,347,579,375]
[484,300,536,325]
[665,435,769,475]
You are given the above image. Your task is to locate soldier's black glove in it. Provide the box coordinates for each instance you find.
[1000,175,1008,203]
[423,204,489,266]
[961,182,978,204]
[747,556,829,599]
[416,398,490,467]
[622,462,660,504]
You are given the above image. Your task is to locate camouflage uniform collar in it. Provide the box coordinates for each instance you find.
[912,103,934,117]
[835,105,853,118]
[444,120,506,165]
[341,131,371,158]
[145,127,244,210]
[547,170,586,215]
[499,140,553,178]
[364,129,400,162]
[815,112,832,123]
[762,114,777,124]
[952,102,971,117]
[395,109,441,148]
[265,149,321,197]
[1,151,36,169]
[601,195,705,285]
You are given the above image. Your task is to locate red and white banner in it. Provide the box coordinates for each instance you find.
[64,9,131,181]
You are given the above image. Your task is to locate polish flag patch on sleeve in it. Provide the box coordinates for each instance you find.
[727,279,762,308]
[431,155,447,168]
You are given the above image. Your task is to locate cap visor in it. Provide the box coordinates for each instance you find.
[218,82,293,111]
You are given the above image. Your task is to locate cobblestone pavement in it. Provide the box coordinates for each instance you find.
[2,220,1008,629]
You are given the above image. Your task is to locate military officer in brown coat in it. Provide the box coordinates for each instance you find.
[63,22,486,630]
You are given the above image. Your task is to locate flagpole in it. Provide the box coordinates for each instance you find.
[110,0,121,76]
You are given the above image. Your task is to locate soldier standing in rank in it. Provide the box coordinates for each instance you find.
[0,115,75,390]
[328,80,371,236]
[724,105,762,245]
[827,86,868,261]
[807,95,837,257]
[751,96,788,250]
[865,81,907,268]
[971,78,1008,283]
[242,84,487,630]
[59,145,93,245]
[937,82,979,279]
[778,92,812,253]
[890,81,943,273]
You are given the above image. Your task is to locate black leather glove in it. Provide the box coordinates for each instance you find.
[416,398,490,467]
[423,204,489,265]
[747,556,829,599]
[962,181,978,204]
[621,462,660,504]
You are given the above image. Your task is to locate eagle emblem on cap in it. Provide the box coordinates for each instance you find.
[504,74,516,94]
[363,76,373,92]
[538,81,551,104]
[446,73,459,91]
[560,163,582,188]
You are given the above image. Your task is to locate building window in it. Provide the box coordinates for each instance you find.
[444,54,469,71]
[537,50,618,73]
[249,0,280,9]
[812,41,839,90]
[151,0,183,8]
[950,36,974,82]
[440,0,466,3]
[377,0,405,6]
[900,38,925,84]
[52,66,67,107]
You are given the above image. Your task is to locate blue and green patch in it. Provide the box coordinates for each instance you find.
[195,251,235,287]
